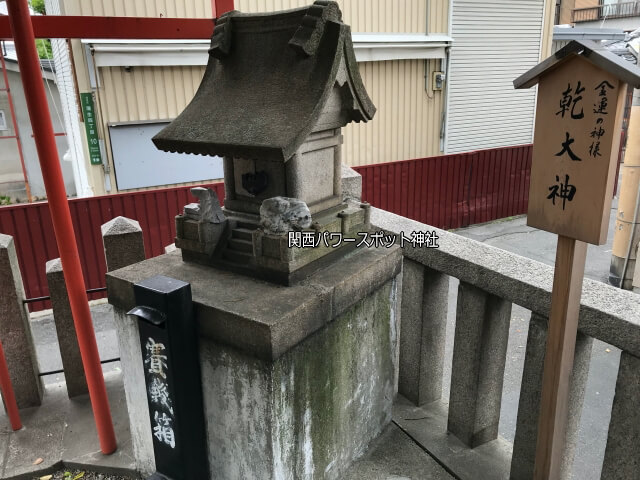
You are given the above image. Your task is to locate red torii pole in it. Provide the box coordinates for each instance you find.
[5,0,116,454]
[4,0,235,455]
[213,0,235,16]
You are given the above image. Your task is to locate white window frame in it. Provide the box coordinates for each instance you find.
[0,110,7,131]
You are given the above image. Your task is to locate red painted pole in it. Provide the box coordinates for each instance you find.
[213,0,235,17]
[0,341,21,431]
[6,0,116,453]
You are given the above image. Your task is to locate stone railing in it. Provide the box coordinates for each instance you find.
[372,207,640,480]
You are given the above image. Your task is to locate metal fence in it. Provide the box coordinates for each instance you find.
[0,144,532,312]
[572,1,640,23]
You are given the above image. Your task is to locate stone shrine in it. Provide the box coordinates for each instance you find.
[106,3,402,479]
[152,0,376,285]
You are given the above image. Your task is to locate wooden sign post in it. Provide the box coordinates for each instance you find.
[514,41,640,479]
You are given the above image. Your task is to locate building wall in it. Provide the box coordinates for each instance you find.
[541,0,559,58]
[575,0,598,9]
[236,0,450,34]
[343,59,445,167]
[0,89,23,188]
[557,0,575,25]
[97,59,445,171]
[0,66,74,201]
[62,0,450,193]
[62,0,450,33]
[61,0,213,18]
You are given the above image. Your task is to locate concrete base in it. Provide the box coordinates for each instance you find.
[201,280,398,480]
[609,254,635,290]
[107,246,402,479]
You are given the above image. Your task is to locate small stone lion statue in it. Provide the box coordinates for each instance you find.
[260,197,312,234]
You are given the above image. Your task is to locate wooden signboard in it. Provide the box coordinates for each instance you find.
[514,40,640,480]
[527,56,626,244]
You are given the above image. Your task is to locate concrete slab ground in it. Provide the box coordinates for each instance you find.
[343,422,454,479]
[0,371,136,480]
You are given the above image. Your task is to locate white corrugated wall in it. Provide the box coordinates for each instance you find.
[61,0,451,192]
[445,0,545,153]
[45,0,94,197]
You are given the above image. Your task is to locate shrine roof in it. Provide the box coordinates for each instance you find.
[152,1,375,162]
[514,39,640,90]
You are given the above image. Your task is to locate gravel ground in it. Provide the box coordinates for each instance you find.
[33,469,140,480]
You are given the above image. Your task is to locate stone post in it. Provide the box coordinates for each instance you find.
[448,282,511,447]
[398,258,449,405]
[0,234,42,408]
[46,258,88,397]
[101,216,147,272]
[601,351,640,479]
[510,313,592,480]
[101,217,153,475]
[341,163,362,201]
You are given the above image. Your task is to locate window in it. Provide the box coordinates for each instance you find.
[0,110,7,131]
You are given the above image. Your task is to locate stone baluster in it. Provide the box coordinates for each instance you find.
[101,216,154,476]
[0,233,42,408]
[510,312,592,480]
[46,258,88,397]
[448,282,512,447]
[600,351,640,479]
[398,258,449,405]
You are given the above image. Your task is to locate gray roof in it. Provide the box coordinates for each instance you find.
[514,39,640,89]
[153,1,376,162]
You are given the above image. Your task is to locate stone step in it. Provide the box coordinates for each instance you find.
[236,221,258,230]
[228,237,253,253]
[222,249,253,264]
[232,228,254,242]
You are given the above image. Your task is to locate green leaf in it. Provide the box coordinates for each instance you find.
[29,0,46,15]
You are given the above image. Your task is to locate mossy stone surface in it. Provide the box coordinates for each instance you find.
[200,280,398,479]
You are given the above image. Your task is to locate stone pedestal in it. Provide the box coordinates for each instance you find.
[106,246,401,479]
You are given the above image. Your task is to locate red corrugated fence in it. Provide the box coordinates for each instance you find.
[0,144,532,312]
[355,144,532,229]
[0,183,224,312]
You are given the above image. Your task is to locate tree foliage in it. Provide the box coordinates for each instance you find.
[35,39,52,59]
[30,0,46,15]
[29,0,52,59]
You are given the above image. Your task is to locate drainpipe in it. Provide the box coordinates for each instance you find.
[440,0,454,153]
[633,242,640,292]
[6,0,116,453]
[610,87,640,289]
[440,45,451,153]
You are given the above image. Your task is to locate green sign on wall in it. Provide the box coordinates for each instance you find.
[80,92,103,166]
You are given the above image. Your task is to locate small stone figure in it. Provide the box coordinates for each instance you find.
[260,197,312,234]
[184,187,225,223]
